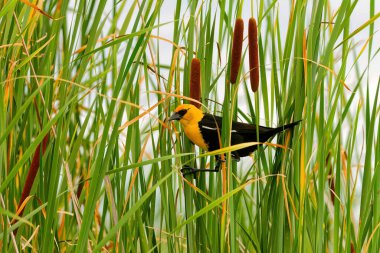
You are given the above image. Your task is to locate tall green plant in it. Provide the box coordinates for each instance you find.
[0,0,379,252]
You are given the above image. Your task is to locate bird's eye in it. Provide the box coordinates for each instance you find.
[177,109,189,116]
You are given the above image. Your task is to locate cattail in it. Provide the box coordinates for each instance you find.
[248,18,259,92]
[230,18,244,84]
[190,58,201,108]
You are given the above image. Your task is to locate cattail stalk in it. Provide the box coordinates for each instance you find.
[190,58,201,108]
[248,18,259,92]
[230,18,244,84]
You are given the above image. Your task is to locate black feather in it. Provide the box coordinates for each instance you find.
[199,113,301,158]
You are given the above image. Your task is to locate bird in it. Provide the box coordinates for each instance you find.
[168,104,301,175]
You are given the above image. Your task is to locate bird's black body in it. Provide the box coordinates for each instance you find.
[169,104,301,176]
[198,113,300,159]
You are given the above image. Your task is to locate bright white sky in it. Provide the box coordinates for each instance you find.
[156,0,380,91]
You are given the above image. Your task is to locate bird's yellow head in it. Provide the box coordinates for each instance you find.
[168,104,203,126]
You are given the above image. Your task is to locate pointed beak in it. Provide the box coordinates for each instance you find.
[168,112,181,121]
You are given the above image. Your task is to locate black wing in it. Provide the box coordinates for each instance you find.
[198,114,263,156]
[198,113,299,157]
[200,113,274,139]
[198,114,223,152]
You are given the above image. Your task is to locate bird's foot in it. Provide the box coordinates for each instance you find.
[216,157,226,163]
[181,165,199,178]
[181,165,220,178]
[215,157,225,170]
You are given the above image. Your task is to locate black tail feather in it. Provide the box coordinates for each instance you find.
[273,120,302,133]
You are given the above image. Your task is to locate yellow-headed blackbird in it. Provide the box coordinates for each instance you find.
[169,104,300,174]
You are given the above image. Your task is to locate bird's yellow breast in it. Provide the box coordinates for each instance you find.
[183,124,208,150]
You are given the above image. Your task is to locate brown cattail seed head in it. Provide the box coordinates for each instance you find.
[230,18,244,84]
[248,18,259,92]
[190,58,201,108]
